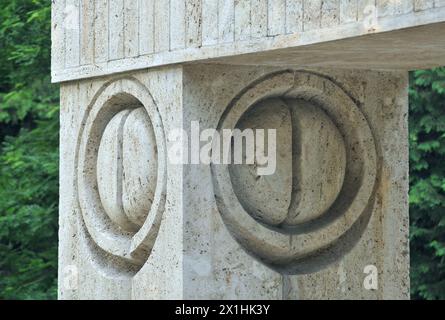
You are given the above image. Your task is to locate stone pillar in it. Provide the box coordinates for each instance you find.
[177,66,409,300]
[53,0,445,300]
[58,66,409,299]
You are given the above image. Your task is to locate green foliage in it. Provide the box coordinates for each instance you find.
[0,0,58,299]
[0,118,58,299]
[0,0,55,127]
[409,68,445,300]
[0,0,444,301]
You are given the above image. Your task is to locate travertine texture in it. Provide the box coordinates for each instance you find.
[59,70,183,299]
[54,0,436,301]
[182,66,409,298]
[52,0,445,82]
[58,65,409,299]
[97,107,157,231]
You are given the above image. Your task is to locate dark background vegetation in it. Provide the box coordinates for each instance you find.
[0,0,444,300]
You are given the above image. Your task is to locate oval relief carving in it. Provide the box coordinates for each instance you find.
[230,98,347,227]
[212,71,378,274]
[76,78,166,273]
[97,107,158,232]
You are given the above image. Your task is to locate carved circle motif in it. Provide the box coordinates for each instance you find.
[77,78,166,270]
[97,107,158,233]
[212,71,378,274]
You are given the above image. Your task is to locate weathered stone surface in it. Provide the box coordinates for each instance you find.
[97,107,158,231]
[54,0,433,301]
[52,0,445,82]
[229,98,293,226]
[181,66,409,299]
[58,66,409,299]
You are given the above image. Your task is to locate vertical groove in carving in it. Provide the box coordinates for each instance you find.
[122,108,158,227]
[154,0,170,52]
[234,0,251,41]
[303,0,322,31]
[124,0,139,58]
[52,0,66,70]
[97,109,139,232]
[171,0,186,50]
[229,99,292,226]
[284,99,346,225]
[94,0,108,63]
[202,0,219,46]
[80,0,94,65]
[115,111,126,229]
[139,0,155,55]
[109,0,124,60]
[268,0,286,36]
[186,0,203,48]
[251,0,268,38]
[286,0,303,34]
[65,0,80,67]
[218,0,235,44]
[288,98,302,225]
